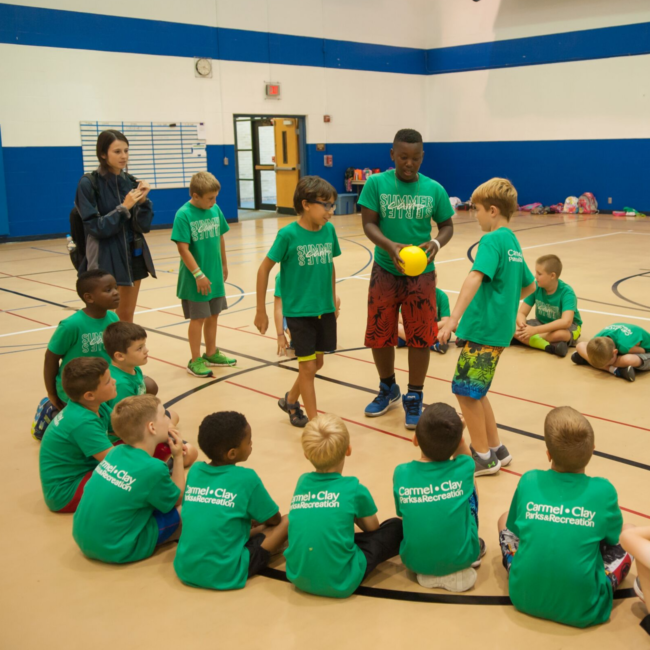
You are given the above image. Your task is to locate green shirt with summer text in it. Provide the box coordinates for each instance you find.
[358,170,454,275]
[523,279,582,326]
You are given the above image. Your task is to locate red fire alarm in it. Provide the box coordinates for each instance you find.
[324,115,331,123]
[324,155,333,167]
[265,82,281,99]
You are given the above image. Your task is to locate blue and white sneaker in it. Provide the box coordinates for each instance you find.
[403,391,423,429]
[365,382,401,417]
[31,397,59,441]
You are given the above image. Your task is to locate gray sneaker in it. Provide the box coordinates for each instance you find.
[494,444,512,467]
[615,366,636,382]
[471,446,501,476]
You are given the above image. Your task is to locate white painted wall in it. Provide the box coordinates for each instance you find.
[425,0,650,49]
[0,44,426,147]
[426,53,650,142]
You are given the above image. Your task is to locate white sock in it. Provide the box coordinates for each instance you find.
[476,449,491,460]
[608,366,618,375]
[490,445,502,453]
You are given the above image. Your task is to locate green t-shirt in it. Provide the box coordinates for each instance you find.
[285,472,377,598]
[358,170,454,275]
[523,279,582,326]
[436,287,450,320]
[72,444,180,563]
[506,470,622,628]
[39,401,113,511]
[267,221,341,318]
[273,272,281,299]
[171,201,230,302]
[47,310,119,403]
[174,463,278,590]
[594,323,650,354]
[107,364,147,443]
[456,228,535,347]
[393,457,478,576]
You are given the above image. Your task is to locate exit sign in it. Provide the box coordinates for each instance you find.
[265,82,281,99]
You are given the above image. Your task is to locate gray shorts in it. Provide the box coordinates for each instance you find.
[527,319,581,344]
[181,296,228,320]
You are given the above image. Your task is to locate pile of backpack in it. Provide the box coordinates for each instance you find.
[519,192,599,215]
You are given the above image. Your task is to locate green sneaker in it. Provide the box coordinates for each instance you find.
[187,357,214,378]
[202,350,237,367]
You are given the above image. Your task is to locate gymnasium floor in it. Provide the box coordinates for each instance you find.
[2,211,649,649]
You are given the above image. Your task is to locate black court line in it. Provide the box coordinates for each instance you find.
[611,271,650,311]
[0,286,76,309]
[576,295,650,315]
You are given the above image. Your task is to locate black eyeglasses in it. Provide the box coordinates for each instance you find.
[309,200,336,211]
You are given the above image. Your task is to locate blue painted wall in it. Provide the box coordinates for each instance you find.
[2,144,237,239]
[422,139,650,209]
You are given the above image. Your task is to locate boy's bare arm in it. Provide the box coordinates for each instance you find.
[220,235,228,282]
[438,271,484,344]
[44,350,65,410]
[516,301,533,329]
[176,241,211,296]
[629,344,645,354]
[361,207,406,272]
[168,429,187,504]
[254,257,276,335]
[264,511,282,527]
[621,526,650,566]
[93,447,112,462]
[520,281,536,300]
[523,310,575,337]
[355,514,380,532]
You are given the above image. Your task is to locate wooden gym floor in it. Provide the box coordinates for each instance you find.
[1,211,649,649]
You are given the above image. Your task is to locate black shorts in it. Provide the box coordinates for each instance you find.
[131,253,149,282]
[285,312,337,361]
[354,518,403,580]
[246,533,271,578]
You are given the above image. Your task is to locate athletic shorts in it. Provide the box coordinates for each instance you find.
[181,296,228,320]
[246,533,271,578]
[499,528,632,589]
[451,341,505,400]
[527,319,581,345]
[154,508,181,545]
[131,252,150,282]
[58,470,94,513]
[285,312,337,361]
[365,263,437,349]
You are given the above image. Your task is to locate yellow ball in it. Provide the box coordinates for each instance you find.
[399,245,427,276]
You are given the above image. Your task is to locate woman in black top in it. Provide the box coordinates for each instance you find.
[75,129,156,322]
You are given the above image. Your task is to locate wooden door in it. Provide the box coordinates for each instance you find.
[274,118,300,214]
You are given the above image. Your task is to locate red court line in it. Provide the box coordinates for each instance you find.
[13,276,76,292]
[335,352,650,433]
[148,355,187,370]
[221,379,650,520]
[2,311,51,326]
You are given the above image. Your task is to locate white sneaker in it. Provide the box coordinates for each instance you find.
[417,568,477,592]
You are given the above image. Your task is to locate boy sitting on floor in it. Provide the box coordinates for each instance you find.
[285,413,403,598]
[571,322,650,382]
[39,357,115,513]
[73,395,185,563]
[514,254,582,357]
[174,411,288,590]
[394,403,484,592]
[498,406,632,628]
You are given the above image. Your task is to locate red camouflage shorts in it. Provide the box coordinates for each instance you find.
[364,262,438,349]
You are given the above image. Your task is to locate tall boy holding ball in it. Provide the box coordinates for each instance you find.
[359,129,455,429]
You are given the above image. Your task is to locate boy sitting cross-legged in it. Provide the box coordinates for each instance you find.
[498,406,632,628]
[394,403,485,592]
[103,321,198,467]
[73,395,185,563]
[514,254,582,357]
[285,414,403,598]
[39,357,115,513]
[572,322,650,382]
[174,412,288,590]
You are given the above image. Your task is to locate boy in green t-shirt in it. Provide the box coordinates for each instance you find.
[255,176,341,426]
[359,129,455,430]
[571,322,650,382]
[39,357,115,513]
[73,395,185,563]
[394,403,483,592]
[439,179,536,476]
[515,254,582,357]
[498,407,632,628]
[171,171,236,379]
[103,321,198,466]
[285,414,403,599]
[42,269,120,411]
[174,411,288,590]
